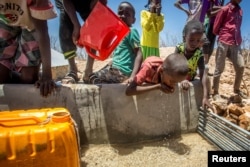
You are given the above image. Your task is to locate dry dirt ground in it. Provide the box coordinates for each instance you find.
[73,47,249,167]
[207,49,250,130]
[81,133,217,167]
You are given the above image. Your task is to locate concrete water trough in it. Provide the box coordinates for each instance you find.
[0,81,219,166]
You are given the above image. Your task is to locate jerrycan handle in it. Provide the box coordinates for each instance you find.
[85,31,119,61]
[101,30,119,49]
[0,116,42,127]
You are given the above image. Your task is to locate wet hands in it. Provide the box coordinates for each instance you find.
[202,97,215,113]
[159,83,174,94]
[180,80,190,91]
[124,77,134,85]
[35,78,56,97]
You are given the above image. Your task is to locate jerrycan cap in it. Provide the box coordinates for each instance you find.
[51,112,71,123]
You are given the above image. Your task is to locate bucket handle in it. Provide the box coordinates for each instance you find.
[0,116,43,127]
[85,31,119,60]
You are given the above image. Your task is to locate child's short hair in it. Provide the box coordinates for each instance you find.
[119,1,136,16]
[163,53,189,76]
[183,20,204,37]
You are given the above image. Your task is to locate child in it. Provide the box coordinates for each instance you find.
[174,0,202,23]
[140,0,164,60]
[55,0,108,83]
[0,0,57,97]
[212,0,247,100]
[175,20,213,110]
[88,1,143,84]
[125,53,189,95]
[174,0,210,64]
[204,0,225,61]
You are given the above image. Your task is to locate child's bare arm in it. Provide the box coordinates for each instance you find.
[125,81,161,96]
[62,0,81,44]
[33,18,55,97]
[127,47,143,83]
[141,11,153,31]
[90,0,107,9]
[200,65,213,110]
[174,0,190,16]
[207,6,223,17]
[126,81,174,96]
[213,8,226,35]
[154,14,164,32]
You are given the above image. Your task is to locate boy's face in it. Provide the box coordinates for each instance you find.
[161,70,187,92]
[117,3,135,27]
[185,29,203,52]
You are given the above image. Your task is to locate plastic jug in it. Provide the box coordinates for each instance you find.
[78,1,130,61]
[0,108,80,167]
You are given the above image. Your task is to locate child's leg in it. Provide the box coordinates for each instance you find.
[12,29,41,84]
[212,42,228,94]
[0,64,11,83]
[58,10,79,83]
[202,33,210,64]
[89,65,110,84]
[83,52,95,82]
[20,66,40,84]
[0,22,20,83]
[206,22,216,59]
[80,12,96,83]
[89,65,128,84]
[228,45,245,92]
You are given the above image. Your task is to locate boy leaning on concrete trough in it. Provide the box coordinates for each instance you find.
[125,53,189,95]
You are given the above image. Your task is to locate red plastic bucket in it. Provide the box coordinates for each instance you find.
[77,2,130,61]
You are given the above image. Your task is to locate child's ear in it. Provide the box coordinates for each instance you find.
[159,66,163,73]
[132,17,136,24]
[183,36,186,42]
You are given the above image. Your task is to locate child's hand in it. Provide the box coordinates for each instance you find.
[202,97,215,112]
[156,4,162,15]
[149,3,161,14]
[124,77,134,85]
[180,80,190,91]
[35,78,56,97]
[149,4,156,13]
[185,10,191,16]
[72,25,81,45]
[159,83,174,94]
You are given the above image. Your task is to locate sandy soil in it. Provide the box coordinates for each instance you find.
[81,133,217,167]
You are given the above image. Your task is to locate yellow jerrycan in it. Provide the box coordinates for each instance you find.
[0,108,80,167]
